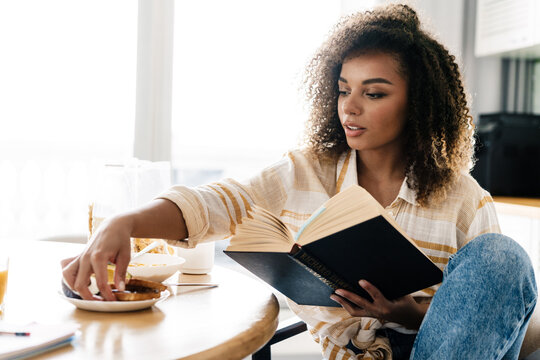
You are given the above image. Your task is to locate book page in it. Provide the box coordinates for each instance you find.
[226,205,294,252]
[225,185,424,254]
[296,185,382,245]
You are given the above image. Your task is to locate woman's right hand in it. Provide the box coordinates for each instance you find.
[61,199,188,301]
[61,215,134,301]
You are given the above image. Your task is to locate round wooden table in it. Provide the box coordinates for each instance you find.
[2,241,279,359]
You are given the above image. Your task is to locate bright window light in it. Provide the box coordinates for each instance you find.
[0,1,137,241]
[171,0,341,184]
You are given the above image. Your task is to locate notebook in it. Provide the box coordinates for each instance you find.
[0,322,79,360]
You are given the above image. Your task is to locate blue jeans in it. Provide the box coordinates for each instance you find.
[408,233,538,360]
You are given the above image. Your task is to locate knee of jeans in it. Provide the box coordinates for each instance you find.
[470,233,537,297]
[471,233,529,268]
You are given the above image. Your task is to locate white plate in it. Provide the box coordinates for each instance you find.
[59,290,170,312]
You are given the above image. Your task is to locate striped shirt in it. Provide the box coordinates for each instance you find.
[159,148,500,359]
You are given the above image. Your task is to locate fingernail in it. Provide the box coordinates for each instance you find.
[359,280,367,287]
[119,281,125,292]
[330,295,338,302]
[335,290,344,296]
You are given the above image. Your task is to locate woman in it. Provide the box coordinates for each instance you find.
[62,4,536,359]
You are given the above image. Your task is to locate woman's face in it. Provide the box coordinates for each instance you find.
[337,52,408,154]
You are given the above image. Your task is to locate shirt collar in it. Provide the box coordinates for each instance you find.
[395,177,419,206]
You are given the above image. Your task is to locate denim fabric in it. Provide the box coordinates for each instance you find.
[410,233,538,360]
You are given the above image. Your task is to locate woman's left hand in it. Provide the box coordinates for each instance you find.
[330,280,428,330]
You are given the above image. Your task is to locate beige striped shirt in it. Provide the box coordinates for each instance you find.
[159,148,500,359]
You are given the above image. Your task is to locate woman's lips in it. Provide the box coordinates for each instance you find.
[343,124,366,137]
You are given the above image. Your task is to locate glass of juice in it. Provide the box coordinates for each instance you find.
[0,255,8,319]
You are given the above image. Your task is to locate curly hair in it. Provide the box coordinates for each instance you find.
[302,4,474,206]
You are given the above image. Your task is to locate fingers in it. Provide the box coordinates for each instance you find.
[60,256,77,269]
[62,216,133,301]
[73,254,100,301]
[335,288,371,308]
[62,256,80,289]
[359,279,385,303]
[330,280,390,318]
[330,293,367,317]
[331,289,373,317]
[114,248,131,292]
[92,254,115,301]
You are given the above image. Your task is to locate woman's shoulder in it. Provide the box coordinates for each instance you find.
[451,172,491,199]
[438,172,493,214]
[276,148,341,193]
[284,148,341,169]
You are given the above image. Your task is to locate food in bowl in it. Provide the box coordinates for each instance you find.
[131,238,175,255]
[127,253,185,283]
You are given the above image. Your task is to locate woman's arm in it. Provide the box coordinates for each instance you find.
[129,199,187,240]
[62,150,304,302]
[61,199,187,301]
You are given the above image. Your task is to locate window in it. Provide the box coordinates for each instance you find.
[0,1,137,241]
[171,0,340,185]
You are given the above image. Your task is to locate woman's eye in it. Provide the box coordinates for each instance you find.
[366,93,386,99]
[338,90,350,96]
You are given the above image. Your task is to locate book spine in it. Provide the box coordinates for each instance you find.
[291,248,356,293]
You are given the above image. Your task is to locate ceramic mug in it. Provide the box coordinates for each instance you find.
[177,242,215,274]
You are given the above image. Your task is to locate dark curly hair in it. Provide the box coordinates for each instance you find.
[302,4,474,206]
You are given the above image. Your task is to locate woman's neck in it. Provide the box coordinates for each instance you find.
[356,148,405,182]
[356,149,406,207]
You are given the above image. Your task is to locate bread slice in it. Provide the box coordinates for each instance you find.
[125,278,167,292]
[112,290,161,301]
[111,278,167,301]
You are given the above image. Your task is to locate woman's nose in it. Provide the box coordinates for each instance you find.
[342,96,362,115]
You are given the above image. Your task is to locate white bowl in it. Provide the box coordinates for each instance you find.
[127,253,185,283]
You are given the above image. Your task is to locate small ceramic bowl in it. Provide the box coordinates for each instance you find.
[127,253,185,283]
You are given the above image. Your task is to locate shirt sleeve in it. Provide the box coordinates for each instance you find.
[464,192,501,245]
[157,153,295,248]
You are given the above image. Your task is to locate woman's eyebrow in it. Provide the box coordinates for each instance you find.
[363,77,393,85]
[338,76,393,85]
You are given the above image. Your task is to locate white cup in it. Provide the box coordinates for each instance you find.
[177,242,215,274]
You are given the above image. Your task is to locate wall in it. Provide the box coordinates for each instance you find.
[416,0,503,121]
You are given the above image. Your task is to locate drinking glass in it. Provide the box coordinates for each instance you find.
[0,255,9,319]
[91,159,171,234]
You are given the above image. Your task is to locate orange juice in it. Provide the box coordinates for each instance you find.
[0,269,8,310]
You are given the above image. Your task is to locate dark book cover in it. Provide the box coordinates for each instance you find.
[225,215,443,307]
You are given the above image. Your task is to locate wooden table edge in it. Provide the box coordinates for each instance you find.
[493,196,540,208]
[180,293,280,360]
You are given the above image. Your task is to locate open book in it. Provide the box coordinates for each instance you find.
[224,185,443,307]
